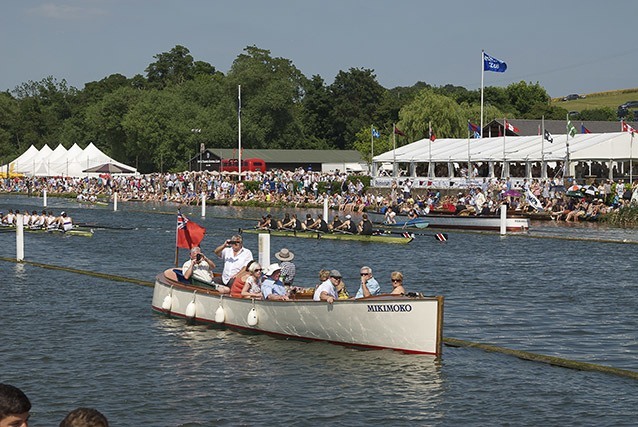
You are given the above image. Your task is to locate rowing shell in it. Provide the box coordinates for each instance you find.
[240,228,413,244]
[0,226,94,237]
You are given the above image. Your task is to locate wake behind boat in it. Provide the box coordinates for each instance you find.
[152,268,444,355]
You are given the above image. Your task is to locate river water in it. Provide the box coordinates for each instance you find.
[1,195,637,426]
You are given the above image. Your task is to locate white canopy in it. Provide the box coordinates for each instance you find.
[373,132,637,164]
[1,142,137,177]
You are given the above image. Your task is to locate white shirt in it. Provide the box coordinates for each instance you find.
[219,246,253,285]
[182,259,213,283]
[313,279,338,301]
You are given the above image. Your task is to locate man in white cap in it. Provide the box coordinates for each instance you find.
[313,269,340,304]
[275,248,295,286]
[261,263,289,300]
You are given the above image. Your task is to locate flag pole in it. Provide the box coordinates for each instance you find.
[370,125,374,161]
[541,116,546,179]
[467,120,471,179]
[428,121,433,178]
[174,211,180,267]
[565,113,570,179]
[238,85,242,180]
[502,117,506,178]
[392,123,397,177]
[480,50,485,137]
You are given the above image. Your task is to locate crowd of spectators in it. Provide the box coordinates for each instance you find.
[1,168,637,222]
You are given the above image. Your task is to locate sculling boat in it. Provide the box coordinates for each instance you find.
[152,268,444,355]
[0,225,94,237]
[240,228,414,244]
[369,212,529,232]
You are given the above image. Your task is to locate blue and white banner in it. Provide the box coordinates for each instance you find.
[483,52,507,73]
[526,189,544,211]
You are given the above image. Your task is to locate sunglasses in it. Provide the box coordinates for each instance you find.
[254,269,262,272]
[360,273,370,276]
[391,279,402,283]
[331,276,342,280]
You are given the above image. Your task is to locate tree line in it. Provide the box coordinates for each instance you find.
[0,45,618,173]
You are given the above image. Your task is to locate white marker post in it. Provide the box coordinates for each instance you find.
[43,189,47,207]
[201,192,206,218]
[500,204,507,236]
[16,213,24,261]
[113,192,118,212]
[323,198,329,222]
[258,233,271,268]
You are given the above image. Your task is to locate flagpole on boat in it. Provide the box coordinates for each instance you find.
[174,211,180,267]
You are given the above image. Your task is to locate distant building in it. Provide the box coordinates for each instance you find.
[189,148,365,173]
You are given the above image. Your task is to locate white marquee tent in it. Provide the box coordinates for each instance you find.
[372,132,637,180]
[1,143,137,177]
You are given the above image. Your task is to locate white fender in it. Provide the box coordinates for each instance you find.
[161,295,172,311]
[247,307,258,326]
[215,305,226,323]
[185,291,197,318]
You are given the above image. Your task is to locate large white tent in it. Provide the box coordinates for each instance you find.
[372,132,637,185]
[1,143,137,177]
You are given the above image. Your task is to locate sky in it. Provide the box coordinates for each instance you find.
[2,0,638,97]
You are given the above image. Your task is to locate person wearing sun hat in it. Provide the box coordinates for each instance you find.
[261,263,289,301]
[275,248,296,286]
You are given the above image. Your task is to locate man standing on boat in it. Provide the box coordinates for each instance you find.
[355,266,380,299]
[214,234,253,290]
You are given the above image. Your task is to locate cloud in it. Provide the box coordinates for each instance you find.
[27,3,107,20]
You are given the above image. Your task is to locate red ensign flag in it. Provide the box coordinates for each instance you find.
[176,212,206,249]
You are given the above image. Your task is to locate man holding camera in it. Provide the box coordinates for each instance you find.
[182,246,217,284]
[214,234,253,290]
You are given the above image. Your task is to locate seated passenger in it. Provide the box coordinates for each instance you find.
[355,266,380,298]
[182,246,217,284]
[313,269,340,304]
[240,262,263,299]
[261,263,289,301]
[390,271,406,295]
[230,260,255,297]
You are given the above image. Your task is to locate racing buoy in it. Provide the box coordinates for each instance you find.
[247,307,258,326]
[185,291,197,318]
[214,295,225,323]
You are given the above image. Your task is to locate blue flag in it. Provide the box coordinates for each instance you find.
[372,128,380,138]
[483,52,507,73]
[468,121,481,138]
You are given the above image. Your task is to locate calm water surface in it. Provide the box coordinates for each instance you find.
[1,195,637,426]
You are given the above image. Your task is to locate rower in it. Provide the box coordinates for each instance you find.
[334,214,356,234]
[308,213,329,233]
[2,209,15,225]
[55,211,73,231]
[257,215,271,229]
[357,213,373,235]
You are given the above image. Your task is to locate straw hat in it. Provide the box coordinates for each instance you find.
[275,248,295,262]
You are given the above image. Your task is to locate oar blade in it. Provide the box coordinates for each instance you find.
[435,233,448,242]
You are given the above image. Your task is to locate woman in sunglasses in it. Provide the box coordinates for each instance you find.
[390,271,406,295]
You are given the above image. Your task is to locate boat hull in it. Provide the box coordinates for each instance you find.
[241,228,413,244]
[152,270,443,355]
[369,212,529,232]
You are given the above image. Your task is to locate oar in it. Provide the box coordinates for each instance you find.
[376,229,448,241]
[74,222,135,230]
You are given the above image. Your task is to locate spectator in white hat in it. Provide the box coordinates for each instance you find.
[261,263,289,301]
[275,248,295,286]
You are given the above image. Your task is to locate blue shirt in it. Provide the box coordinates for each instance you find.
[355,277,380,299]
[262,277,286,300]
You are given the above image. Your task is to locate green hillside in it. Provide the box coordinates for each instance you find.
[551,88,638,111]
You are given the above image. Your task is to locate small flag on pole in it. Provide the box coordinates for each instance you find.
[483,52,507,73]
[372,128,380,138]
[394,126,405,136]
[581,124,591,134]
[622,120,637,134]
[504,120,520,134]
[468,121,481,138]
[567,119,577,137]
[544,129,554,143]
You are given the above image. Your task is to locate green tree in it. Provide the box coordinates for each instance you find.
[352,125,392,163]
[145,45,215,89]
[398,88,466,140]
[328,68,386,149]
[300,75,332,148]
[578,107,617,121]
[506,81,550,116]
[226,46,307,149]
[0,92,19,160]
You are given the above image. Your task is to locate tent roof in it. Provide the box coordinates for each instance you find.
[373,132,637,164]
